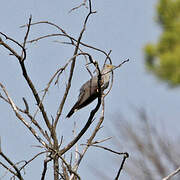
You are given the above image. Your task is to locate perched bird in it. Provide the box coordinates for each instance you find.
[66,64,114,118]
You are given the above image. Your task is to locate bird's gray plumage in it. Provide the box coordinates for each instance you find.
[66,64,114,118]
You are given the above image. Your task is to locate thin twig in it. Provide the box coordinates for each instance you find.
[162,166,180,180]
[114,153,129,180]
[0,161,17,177]
[22,97,29,113]
[92,137,112,144]
[54,40,93,78]
[103,50,113,97]
[0,35,22,60]
[27,33,66,43]
[10,151,47,180]
[21,15,32,61]
[0,32,26,58]
[80,143,129,179]
[103,50,112,66]
[27,32,113,63]
[0,151,23,180]
[0,93,50,145]
[86,144,127,156]
[68,0,88,13]
[22,98,51,143]
[59,156,81,180]
[20,151,47,171]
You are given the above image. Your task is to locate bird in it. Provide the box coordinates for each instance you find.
[66,64,114,118]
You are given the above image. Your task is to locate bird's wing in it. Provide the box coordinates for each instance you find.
[77,77,99,106]
[66,77,98,118]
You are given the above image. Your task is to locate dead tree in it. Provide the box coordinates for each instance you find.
[0,1,128,179]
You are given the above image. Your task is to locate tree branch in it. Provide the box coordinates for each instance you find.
[0,83,48,148]
[0,30,52,136]
[0,148,23,180]
[162,166,180,180]
[115,153,129,180]
[41,158,52,180]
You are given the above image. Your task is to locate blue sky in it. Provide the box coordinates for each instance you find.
[0,0,180,179]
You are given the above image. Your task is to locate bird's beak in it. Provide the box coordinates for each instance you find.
[112,65,116,69]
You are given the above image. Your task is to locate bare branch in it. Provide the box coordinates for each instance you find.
[19,151,47,171]
[54,40,93,78]
[22,97,29,113]
[19,61,52,133]
[0,150,23,180]
[21,15,32,61]
[0,93,50,145]
[115,153,129,180]
[113,59,130,71]
[69,0,88,13]
[0,32,25,56]
[0,28,52,136]
[0,162,17,177]
[0,35,22,60]
[59,156,81,180]
[20,21,67,35]
[88,144,128,156]
[41,158,52,180]
[27,33,66,43]
[27,31,113,63]
[92,137,112,144]
[103,50,112,66]
[81,137,129,180]
[0,83,48,148]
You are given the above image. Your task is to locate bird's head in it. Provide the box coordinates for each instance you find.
[102,64,115,74]
[104,64,115,70]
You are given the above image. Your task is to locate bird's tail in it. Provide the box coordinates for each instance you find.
[66,106,77,118]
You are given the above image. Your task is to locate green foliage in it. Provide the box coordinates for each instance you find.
[144,0,180,86]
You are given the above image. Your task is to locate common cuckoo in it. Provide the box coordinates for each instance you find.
[66,64,114,118]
